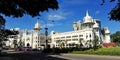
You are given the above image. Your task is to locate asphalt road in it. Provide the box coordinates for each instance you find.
[0,51,68,60]
[0,51,120,60]
[49,54,120,60]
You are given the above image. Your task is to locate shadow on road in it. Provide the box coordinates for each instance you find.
[0,52,69,60]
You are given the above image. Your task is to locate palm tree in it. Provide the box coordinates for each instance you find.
[79,38,83,48]
[56,40,61,47]
[18,39,22,47]
[60,42,65,48]
[92,38,99,50]
[65,40,67,48]
[13,40,17,48]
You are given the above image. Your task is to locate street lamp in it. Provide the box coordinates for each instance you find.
[45,27,48,49]
[39,18,54,49]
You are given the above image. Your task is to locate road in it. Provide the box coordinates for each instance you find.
[0,51,68,60]
[0,51,120,60]
[49,54,120,60]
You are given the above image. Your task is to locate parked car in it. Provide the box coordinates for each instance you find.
[22,47,31,51]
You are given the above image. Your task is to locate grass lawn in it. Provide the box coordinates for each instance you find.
[70,47,120,56]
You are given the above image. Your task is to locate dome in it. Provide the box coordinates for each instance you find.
[104,27,110,34]
[84,11,93,23]
[93,21,99,28]
[34,20,41,30]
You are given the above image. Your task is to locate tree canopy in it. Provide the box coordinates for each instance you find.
[0,29,19,46]
[101,0,120,21]
[111,31,120,42]
[0,0,58,18]
[111,31,120,46]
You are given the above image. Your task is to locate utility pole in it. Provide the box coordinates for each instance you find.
[45,27,48,49]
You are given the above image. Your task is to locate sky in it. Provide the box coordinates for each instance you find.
[5,0,120,34]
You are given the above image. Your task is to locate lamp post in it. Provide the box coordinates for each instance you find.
[39,17,54,49]
[45,27,48,49]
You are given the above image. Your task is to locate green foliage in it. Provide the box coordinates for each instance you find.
[0,16,5,26]
[13,40,17,45]
[92,38,99,50]
[111,31,120,46]
[71,47,120,56]
[18,39,22,46]
[0,0,58,18]
[0,29,19,47]
[101,0,120,21]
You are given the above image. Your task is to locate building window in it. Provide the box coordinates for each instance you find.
[66,39,71,41]
[79,35,83,37]
[72,35,78,38]
[94,29,99,32]
[86,35,88,39]
[61,37,65,38]
[89,24,91,28]
[66,36,71,38]
[90,34,91,38]
[72,39,78,41]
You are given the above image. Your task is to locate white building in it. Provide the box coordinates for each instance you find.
[6,21,45,49]
[50,11,111,48]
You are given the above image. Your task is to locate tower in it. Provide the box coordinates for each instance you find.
[104,27,111,43]
[83,10,94,29]
[33,20,41,31]
[32,20,41,49]
[93,20,101,44]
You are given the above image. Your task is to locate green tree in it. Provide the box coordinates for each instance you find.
[101,0,120,21]
[65,40,67,47]
[0,29,18,46]
[79,38,83,48]
[60,42,65,48]
[18,39,22,47]
[0,16,5,29]
[56,40,61,47]
[92,38,99,50]
[111,31,120,46]
[0,0,58,19]
[13,40,17,48]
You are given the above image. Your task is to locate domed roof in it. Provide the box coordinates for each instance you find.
[84,11,93,23]
[104,27,110,34]
[34,20,41,30]
[93,21,99,28]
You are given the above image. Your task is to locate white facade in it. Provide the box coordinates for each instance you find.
[6,21,44,49]
[50,11,111,48]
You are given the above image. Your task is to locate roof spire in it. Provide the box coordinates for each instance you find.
[86,10,89,16]
[33,17,41,30]
[37,17,39,23]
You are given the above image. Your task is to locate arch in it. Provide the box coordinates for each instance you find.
[27,43,30,47]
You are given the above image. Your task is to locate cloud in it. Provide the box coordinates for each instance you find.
[95,10,100,14]
[48,14,65,20]
[47,10,72,21]
[47,23,54,27]
[41,23,54,28]
[41,23,62,28]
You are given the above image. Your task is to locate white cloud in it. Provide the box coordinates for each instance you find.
[95,10,100,14]
[41,23,54,28]
[47,23,54,27]
[48,14,65,20]
[47,10,72,21]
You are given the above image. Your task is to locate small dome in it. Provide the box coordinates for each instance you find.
[104,27,110,34]
[93,21,99,28]
[34,20,41,30]
[84,11,93,23]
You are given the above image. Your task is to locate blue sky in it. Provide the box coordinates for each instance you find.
[5,0,120,34]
